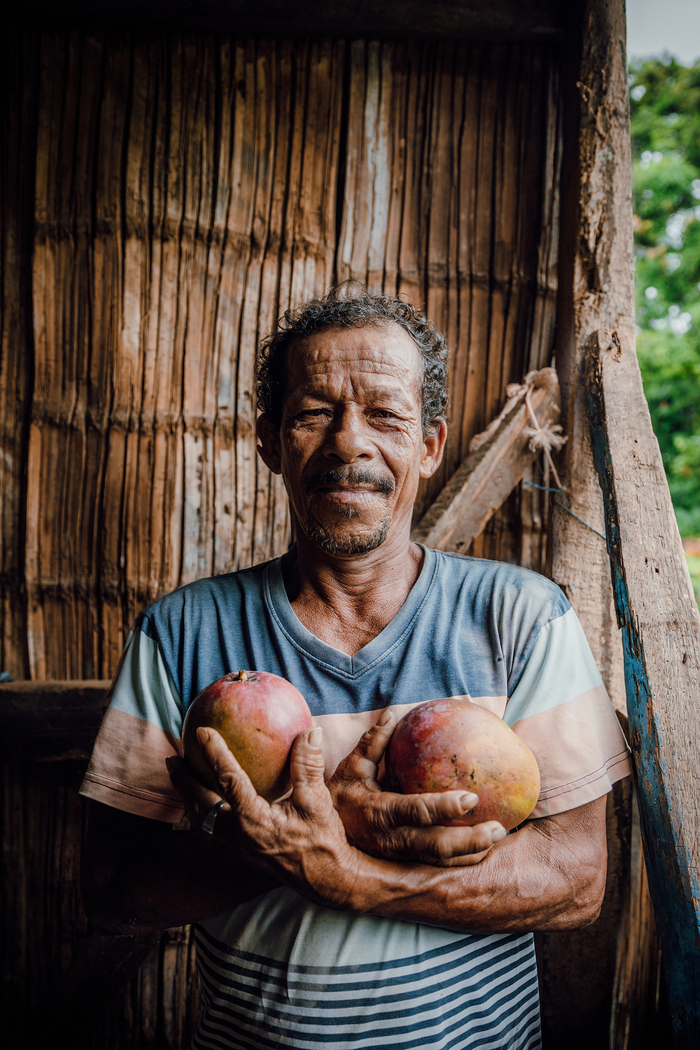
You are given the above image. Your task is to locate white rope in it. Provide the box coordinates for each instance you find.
[523,386,566,491]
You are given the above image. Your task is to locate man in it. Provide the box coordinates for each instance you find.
[80,285,631,1050]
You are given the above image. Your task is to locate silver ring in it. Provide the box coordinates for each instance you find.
[201,799,227,835]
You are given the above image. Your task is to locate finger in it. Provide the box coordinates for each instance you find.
[381,789,480,829]
[433,822,507,867]
[439,849,494,868]
[355,709,395,766]
[334,709,395,782]
[166,754,221,809]
[393,821,506,865]
[288,727,331,812]
[196,726,266,816]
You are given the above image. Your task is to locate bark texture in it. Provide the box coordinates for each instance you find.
[587,329,700,1047]
[540,2,671,1047]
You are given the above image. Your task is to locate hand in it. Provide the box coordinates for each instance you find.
[166,753,231,831]
[191,725,366,909]
[328,709,506,867]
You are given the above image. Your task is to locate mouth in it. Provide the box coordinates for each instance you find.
[314,483,384,502]
[305,468,394,500]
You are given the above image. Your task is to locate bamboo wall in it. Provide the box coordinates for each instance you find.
[1,31,561,684]
[1,29,562,1047]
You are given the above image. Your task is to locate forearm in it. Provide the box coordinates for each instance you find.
[193,726,608,935]
[82,820,278,933]
[338,814,605,932]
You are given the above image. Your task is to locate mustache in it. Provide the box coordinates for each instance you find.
[304,467,394,497]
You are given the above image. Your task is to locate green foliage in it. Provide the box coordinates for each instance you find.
[687,555,700,605]
[629,56,700,538]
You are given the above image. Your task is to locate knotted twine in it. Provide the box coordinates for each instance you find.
[470,370,567,490]
[520,382,566,491]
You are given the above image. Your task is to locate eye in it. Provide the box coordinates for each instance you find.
[297,407,331,420]
[370,408,403,423]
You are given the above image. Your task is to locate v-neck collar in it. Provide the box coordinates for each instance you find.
[263,546,438,678]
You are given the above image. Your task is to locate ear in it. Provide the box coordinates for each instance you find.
[256,415,282,475]
[419,420,447,480]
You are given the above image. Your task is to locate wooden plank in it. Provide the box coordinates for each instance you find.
[11,0,569,41]
[609,788,666,1049]
[586,328,700,1047]
[539,777,635,1049]
[411,367,560,552]
[542,3,667,1042]
[0,680,109,736]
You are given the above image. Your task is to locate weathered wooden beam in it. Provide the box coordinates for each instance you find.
[9,0,568,40]
[411,367,561,552]
[587,328,700,1048]
[0,680,109,736]
[541,3,669,1044]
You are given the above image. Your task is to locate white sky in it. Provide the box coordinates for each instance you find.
[627,0,700,66]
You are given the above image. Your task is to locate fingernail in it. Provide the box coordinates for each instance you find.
[491,826,507,842]
[196,727,210,743]
[460,793,478,808]
[378,709,393,727]
[309,726,322,748]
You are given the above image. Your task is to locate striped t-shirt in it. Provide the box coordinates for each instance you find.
[80,547,631,1050]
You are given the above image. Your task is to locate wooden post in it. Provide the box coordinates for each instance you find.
[587,330,700,1046]
[549,0,632,712]
[542,1,671,1045]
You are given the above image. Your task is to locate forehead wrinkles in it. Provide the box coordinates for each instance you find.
[300,356,414,386]
[289,333,422,395]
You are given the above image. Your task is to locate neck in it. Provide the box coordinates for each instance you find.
[281,522,424,656]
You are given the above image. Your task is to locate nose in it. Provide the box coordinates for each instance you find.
[323,406,374,463]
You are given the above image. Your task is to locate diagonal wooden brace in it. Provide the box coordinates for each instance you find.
[412,367,562,552]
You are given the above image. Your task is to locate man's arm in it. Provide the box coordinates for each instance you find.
[82,718,607,935]
[195,724,607,933]
[81,715,506,933]
[81,797,280,934]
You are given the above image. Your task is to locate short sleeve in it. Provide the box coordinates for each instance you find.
[79,617,186,822]
[505,606,632,819]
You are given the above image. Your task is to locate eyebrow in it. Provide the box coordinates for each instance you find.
[294,385,417,411]
[361,386,417,409]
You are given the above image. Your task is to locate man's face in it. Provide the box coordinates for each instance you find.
[257,323,446,556]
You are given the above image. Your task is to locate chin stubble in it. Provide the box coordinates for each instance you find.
[302,466,394,555]
[303,514,391,556]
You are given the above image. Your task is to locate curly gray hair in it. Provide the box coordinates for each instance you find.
[256,283,449,434]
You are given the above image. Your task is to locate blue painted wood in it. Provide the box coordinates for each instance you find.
[586,332,700,1047]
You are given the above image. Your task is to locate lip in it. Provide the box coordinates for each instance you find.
[316,483,382,493]
[313,485,386,500]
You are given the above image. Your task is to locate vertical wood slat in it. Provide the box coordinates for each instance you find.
[0,29,38,681]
